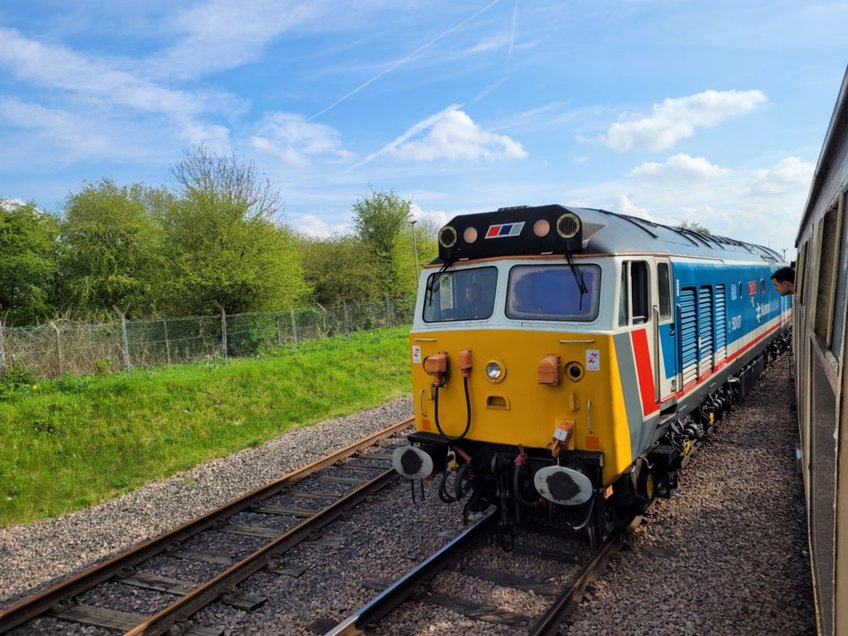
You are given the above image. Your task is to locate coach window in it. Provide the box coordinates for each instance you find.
[797,242,808,306]
[814,205,841,346]
[618,260,650,326]
[832,202,847,357]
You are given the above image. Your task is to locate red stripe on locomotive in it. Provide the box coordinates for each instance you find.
[631,328,659,417]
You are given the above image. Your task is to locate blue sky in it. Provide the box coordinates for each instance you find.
[0,1,845,258]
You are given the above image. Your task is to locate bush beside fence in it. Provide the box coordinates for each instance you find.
[0,298,415,379]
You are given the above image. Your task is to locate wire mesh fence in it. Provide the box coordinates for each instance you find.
[0,297,416,379]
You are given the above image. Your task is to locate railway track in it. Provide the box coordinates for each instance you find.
[0,418,413,636]
[321,511,638,636]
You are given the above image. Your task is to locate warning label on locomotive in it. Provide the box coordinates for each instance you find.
[412,345,421,363]
[586,349,600,371]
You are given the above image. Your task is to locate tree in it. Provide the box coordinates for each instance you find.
[351,190,411,298]
[160,146,308,315]
[59,179,164,317]
[0,200,59,325]
[394,217,440,298]
[299,235,382,306]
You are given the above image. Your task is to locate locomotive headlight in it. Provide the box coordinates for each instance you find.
[533,219,551,237]
[463,226,479,244]
[556,212,581,239]
[438,225,458,248]
[485,358,506,383]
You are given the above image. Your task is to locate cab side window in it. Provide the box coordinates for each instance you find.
[619,260,650,326]
[631,261,650,324]
[658,262,672,320]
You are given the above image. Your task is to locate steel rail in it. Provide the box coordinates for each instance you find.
[324,509,498,636]
[527,517,641,636]
[0,417,412,634]
[128,467,400,636]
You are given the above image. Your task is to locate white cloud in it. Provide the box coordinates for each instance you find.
[294,214,351,238]
[411,202,449,229]
[0,197,28,211]
[0,98,113,156]
[602,89,767,151]
[356,105,527,168]
[180,121,232,147]
[395,108,527,161]
[628,153,728,178]
[250,112,352,167]
[0,25,237,151]
[151,0,327,79]
[748,156,815,194]
[567,154,810,254]
[0,27,203,119]
[611,194,653,220]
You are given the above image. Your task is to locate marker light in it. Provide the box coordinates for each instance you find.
[533,219,551,237]
[463,226,479,244]
[556,212,581,239]
[439,226,458,248]
[485,358,506,383]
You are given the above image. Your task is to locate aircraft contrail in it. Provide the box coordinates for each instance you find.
[309,0,502,121]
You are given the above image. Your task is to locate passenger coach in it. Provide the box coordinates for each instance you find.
[794,65,848,636]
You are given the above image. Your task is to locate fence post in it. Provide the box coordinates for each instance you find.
[275,314,284,346]
[162,319,171,364]
[112,306,131,372]
[50,321,63,375]
[343,302,350,337]
[386,297,393,327]
[0,318,5,376]
[290,309,298,350]
[316,303,327,338]
[213,301,228,362]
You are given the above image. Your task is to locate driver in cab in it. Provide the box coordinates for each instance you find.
[463,282,488,319]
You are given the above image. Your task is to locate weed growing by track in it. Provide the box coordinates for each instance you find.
[0,327,410,527]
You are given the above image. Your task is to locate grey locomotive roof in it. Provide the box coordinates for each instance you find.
[572,206,782,263]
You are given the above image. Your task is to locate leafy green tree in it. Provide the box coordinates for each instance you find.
[160,146,308,315]
[299,235,382,306]
[0,200,59,325]
[351,190,411,298]
[394,217,439,297]
[59,179,164,317]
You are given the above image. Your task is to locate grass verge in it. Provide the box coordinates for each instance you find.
[0,327,411,527]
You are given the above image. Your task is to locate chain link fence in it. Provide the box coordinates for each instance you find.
[0,297,415,379]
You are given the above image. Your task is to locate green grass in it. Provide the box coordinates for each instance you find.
[0,327,411,527]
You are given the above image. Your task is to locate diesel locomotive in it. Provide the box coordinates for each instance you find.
[392,204,792,544]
